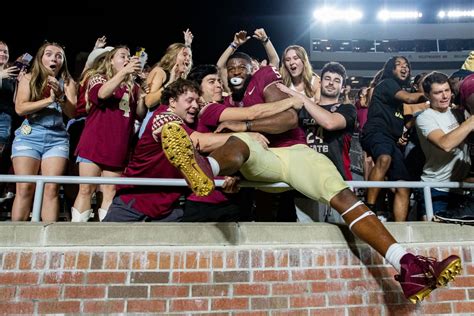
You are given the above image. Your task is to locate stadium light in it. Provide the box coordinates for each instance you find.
[377,9,423,21]
[438,10,474,19]
[313,7,363,23]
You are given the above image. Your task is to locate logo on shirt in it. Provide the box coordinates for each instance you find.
[151,112,183,142]
[248,86,256,95]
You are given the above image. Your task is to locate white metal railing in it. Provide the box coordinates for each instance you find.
[0,175,472,222]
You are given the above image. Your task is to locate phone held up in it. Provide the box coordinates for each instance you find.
[13,53,33,72]
[135,47,148,71]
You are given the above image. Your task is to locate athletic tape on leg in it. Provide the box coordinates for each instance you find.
[349,211,376,230]
[341,200,364,217]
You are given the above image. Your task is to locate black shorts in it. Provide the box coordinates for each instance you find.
[182,200,240,222]
[361,132,411,181]
[103,196,183,222]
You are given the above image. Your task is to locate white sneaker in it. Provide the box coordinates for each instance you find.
[377,215,388,222]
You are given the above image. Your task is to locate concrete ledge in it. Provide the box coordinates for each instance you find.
[0,222,472,248]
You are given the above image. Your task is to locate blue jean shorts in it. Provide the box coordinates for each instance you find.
[76,155,93,164]
[0,112,12,145]
[11,120,69,160]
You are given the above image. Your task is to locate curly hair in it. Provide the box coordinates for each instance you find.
[160,78,201,105]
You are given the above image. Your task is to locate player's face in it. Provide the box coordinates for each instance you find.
[226,58,252,91]
[200,74,223,103]
[169,89,200,124]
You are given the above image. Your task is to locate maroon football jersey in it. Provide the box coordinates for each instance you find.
[196,102,228,133]
[117,106,193,217]
[75,81,87,117]
[75,75,139,168]
[226,66,305,147]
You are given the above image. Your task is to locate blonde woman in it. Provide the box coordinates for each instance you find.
[138,30,193,138]
[12,42,77,221]
[280,45,320,101]
[73,46,146,222]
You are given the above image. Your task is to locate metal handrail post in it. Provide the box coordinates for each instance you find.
[31,180,44,222]
[423,186,434,221]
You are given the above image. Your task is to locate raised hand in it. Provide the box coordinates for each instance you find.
[123,56,142,76]
[94,36,107,49]
[233,30,251,46]
[0,66,20,80]
[183,28,194,47]
[253,28,268,42]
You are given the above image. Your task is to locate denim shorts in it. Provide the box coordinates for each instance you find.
[76,155,93,164]
[0,112,12,144]
[11,120,69,160]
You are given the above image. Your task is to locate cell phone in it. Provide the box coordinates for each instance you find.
[135,47,147,71]
[13,53,33,71]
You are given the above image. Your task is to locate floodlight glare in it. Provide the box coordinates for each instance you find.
[377,10,423,21]
[313,7,363,22]
[438,10,474,18]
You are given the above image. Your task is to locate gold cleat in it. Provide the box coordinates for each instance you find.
[161,122,215,196]
[408,287,435,304]
[436,257,462,287]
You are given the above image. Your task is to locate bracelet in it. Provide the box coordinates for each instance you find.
[262,37,270,44]
[230,42,238,50]
[245,121,252,132]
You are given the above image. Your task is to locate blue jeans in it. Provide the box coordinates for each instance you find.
[431,188,465,215]
[0,112,12,145]
[12,119,69,160]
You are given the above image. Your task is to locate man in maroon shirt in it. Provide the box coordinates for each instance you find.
[103,78,271,222]
[162,53,461,304]
[103,79,237,222]
[185,64,302,221]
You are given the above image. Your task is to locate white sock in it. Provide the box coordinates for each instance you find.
[385,243,408,273]
[98,208,108,221]
[207,156,220,176]
[71,207,92,222]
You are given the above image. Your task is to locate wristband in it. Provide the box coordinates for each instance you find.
[245,121,252,132]
[230,42,238,50]
[262,37,270,44]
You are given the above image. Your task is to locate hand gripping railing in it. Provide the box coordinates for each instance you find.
[0,175,472,222]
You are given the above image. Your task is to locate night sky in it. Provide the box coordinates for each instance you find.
[3,0,473,77]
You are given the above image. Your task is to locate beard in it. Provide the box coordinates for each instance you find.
[321,87,340,99]
[229,76,252,102]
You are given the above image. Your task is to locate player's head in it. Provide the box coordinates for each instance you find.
[226,52,253,101]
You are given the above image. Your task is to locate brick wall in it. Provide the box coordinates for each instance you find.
[1,244,473,315]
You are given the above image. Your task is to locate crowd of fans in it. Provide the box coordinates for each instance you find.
[0,29,473,224]
[0,28,472,304]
